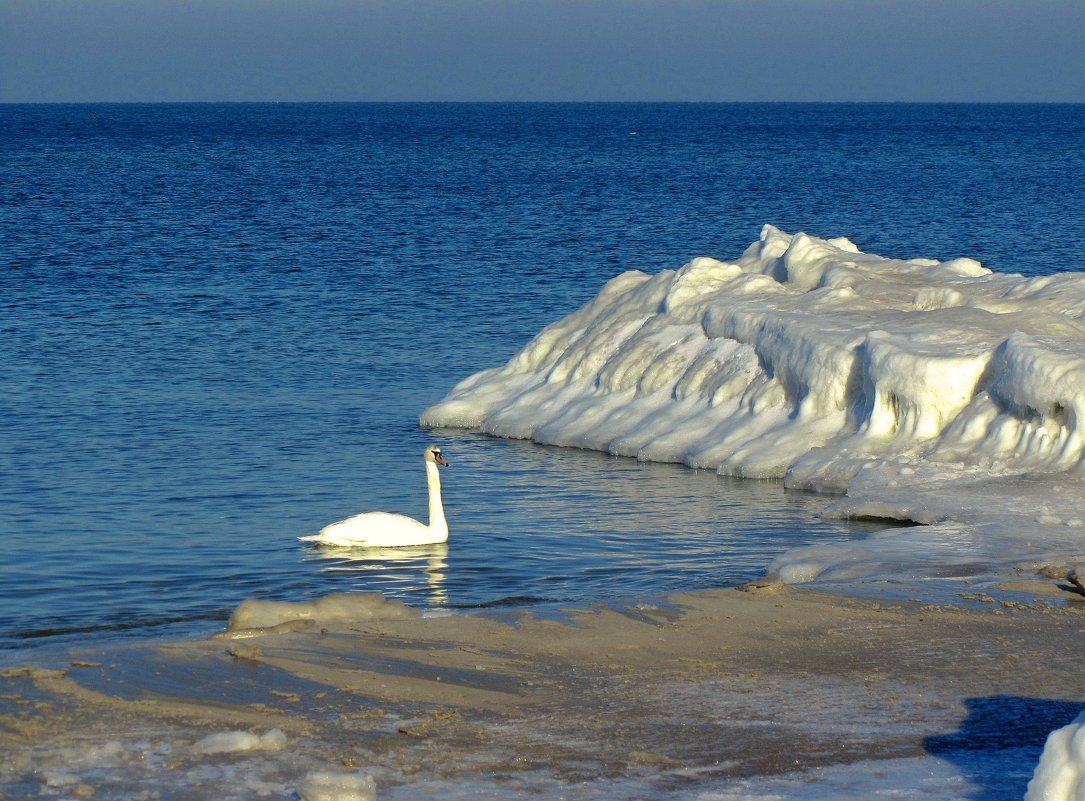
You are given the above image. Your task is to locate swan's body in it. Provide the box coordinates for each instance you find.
[300,446,449,548]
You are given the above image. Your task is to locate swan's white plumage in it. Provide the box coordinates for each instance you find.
[300,446,449,548]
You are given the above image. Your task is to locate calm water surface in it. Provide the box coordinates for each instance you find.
[2,102,1082,652]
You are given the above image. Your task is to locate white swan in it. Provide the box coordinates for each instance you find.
[300,446,450,548]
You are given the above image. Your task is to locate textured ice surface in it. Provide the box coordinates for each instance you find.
[424,226,1085,583]
[190,729,287,755]
[297,771,377,801]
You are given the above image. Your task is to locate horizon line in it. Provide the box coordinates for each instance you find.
[3,99,1084,107]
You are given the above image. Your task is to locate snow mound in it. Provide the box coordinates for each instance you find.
[422,226,1085,583]
[423,225,1085,488]
[1027,711,1085,801]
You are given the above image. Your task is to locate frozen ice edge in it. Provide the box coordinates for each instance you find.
[422,225,1085,588]
[7,632,1072,801]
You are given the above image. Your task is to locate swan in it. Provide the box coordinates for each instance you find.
[300,446,450,548]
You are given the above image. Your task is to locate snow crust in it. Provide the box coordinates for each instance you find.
[1027,711,1085,801]
[423,226,1085,582]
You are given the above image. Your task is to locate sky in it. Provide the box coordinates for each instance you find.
[1,0,1083,103]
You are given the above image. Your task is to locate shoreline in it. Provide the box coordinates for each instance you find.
[3,580,1085,798]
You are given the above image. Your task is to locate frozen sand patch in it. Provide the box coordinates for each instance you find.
[225,592,420,636]
[376,752,1033,800]
[4,587,1084,800]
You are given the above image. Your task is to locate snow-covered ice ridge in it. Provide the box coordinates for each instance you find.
[423,226,1085,582]
[424,225,1085,483]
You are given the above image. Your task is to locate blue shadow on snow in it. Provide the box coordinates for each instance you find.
[924,695,1085,801]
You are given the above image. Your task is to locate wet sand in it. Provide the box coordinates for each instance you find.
[3,581,1085,798]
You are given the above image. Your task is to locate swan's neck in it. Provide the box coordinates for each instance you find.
[425,460,447,534]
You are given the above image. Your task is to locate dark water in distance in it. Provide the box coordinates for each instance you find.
[2,103,1083,652]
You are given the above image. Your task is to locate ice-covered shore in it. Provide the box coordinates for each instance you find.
[423,226,1085,583]
[7,585,1082,801]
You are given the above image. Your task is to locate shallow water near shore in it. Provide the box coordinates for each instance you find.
[0,429,887,656]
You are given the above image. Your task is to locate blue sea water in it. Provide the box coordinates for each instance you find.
[2,102,1083,653]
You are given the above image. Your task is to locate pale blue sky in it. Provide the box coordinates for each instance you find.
[2,0,1083,103]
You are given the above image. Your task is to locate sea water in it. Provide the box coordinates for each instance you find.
[2,102,1083,655]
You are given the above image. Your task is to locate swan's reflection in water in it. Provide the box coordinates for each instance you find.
[306,543,449,608]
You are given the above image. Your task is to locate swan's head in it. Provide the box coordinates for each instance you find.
[426,445,449,467]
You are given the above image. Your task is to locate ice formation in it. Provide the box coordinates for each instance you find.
[189,728,287,755]
[297,771,377,801]
[423,226,1085,581]
[226,592,419,633]
[1027,710,1085,801]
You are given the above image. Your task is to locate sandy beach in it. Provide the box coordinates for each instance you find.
[3,580,1085,799]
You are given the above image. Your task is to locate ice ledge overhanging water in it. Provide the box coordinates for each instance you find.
[421,225,1085,582]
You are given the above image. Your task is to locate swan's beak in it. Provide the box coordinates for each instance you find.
[434,452,449,467]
